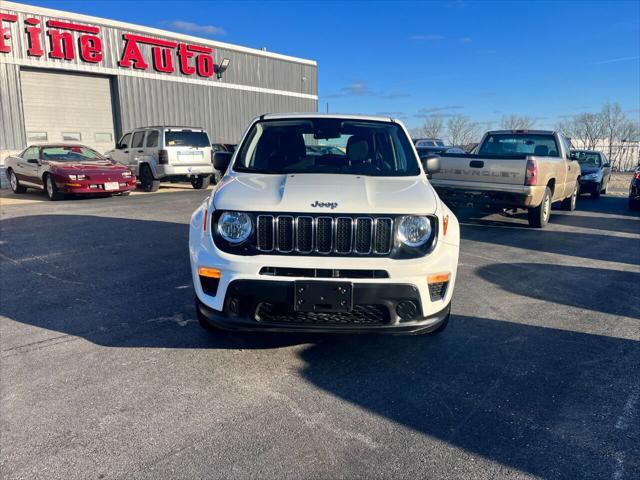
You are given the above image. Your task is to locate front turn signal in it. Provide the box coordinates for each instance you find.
[443,215,449,236]
[198,267,221,279]
[428,273,450,284]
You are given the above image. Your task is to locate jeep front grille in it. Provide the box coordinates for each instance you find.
[256,215,394,256]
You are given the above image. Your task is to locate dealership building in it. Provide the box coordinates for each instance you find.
[0,1,318,160]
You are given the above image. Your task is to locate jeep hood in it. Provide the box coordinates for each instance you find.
[212,173,438,215]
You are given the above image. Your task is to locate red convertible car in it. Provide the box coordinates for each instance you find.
[5,144,136,200]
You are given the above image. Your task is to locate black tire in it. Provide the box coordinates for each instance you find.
[191,175,211,190]
[591,184,601,199]
[561,182,578,211]
[630,197,640,210]
[528,186,552,228]
[139,165,160,192]
[44,174,62,201]
[8,169,27,193]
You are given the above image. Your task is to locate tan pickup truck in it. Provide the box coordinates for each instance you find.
[428,130,581,228]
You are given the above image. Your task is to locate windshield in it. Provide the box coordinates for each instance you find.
[234,119,420,176]
[41,146,106,162]
[478,134,559,157]
[574,151,602,167]
[164,131,210,147]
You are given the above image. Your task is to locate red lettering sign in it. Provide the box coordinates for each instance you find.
[25,18,44,57]
[0,15,227,79]
[0,13,18,54]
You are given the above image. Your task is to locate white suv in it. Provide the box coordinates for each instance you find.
[106,126,214,191]
[189,114,460,334]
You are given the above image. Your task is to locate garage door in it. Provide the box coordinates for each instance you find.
[20,69,116,153]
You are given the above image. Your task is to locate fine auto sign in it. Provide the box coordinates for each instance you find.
[0,13,221,79]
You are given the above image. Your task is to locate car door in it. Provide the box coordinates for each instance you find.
[15,146,42,187]
[129,130,147,166]
[110,132,132,164]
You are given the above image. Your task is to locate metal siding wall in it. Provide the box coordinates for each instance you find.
[0,63,25,150]
[116,76,316,144]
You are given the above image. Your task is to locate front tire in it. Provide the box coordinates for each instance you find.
[44,174,61,201]
[528,187,552,228]
[139,165,160,192]
[8,169,27,193]
[561,182,578,211]
[630,197,640,210]
[191,175,211,190]
[591,183,601,199]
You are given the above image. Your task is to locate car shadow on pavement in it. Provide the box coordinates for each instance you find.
[477,263,640,320]
[460,220,640,266]
[298,315,640,479]
[575,195,640,218]
[0,214,314,350]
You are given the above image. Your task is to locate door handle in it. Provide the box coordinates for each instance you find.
[137,149,144,153]
[124,150,129,153]
[469,160,484,168]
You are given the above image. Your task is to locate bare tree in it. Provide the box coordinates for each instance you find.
[555,113,604,151]
[500,115,536,130]
[601,101,627,166]
[411,116,445,140]
[446,115,480,146]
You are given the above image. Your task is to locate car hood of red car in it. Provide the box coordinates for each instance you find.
[47,161,129,173]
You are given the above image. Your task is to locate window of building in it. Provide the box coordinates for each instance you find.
[95,132,113,142]
[62,132,82,141]
[27,132,47,142]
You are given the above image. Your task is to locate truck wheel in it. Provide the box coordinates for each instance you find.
[591,184,601,199]
[528,187,552,228]
[191,175,211,190]
[44,174,62,201]
[561,182,578,211]
[139,165,160,192]
[8,169,27,193]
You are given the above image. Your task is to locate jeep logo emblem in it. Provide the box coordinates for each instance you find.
[310,201,338,209]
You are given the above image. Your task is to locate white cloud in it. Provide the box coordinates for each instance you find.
[165,20,226,36]
[590,55,640,65]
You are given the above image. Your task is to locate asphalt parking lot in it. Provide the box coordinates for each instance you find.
[1,187,639,479]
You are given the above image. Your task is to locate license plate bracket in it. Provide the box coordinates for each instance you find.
[294,281,353,313]
[104,182,119,191]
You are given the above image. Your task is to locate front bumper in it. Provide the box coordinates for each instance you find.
[55,178,137,194]
[579,179,600,193]
[196,289,451,334]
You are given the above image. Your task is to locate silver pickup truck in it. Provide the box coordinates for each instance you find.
[428,130,581,228]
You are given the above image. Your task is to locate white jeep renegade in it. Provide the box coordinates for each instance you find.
[189,114,460,334]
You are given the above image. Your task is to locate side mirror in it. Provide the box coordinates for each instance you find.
[570,153,578,161]
[213,151,232,172]
[420,154,440,175]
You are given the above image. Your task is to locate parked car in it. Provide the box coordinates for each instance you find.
[572,149,612,198]
[106,126,214,192]
[413,138,445,147]
[629,165,640,210]
[189,114,460,334]
[429,130,581,228]
[5,144,136,200]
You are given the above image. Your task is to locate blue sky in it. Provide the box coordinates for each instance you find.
[25,0,640,130]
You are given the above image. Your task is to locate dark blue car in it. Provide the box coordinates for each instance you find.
[630,165,640,210]
[572,150,612,199]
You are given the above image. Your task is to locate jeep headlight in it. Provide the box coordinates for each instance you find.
[217,211,252,244]
[397,215,432,247]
